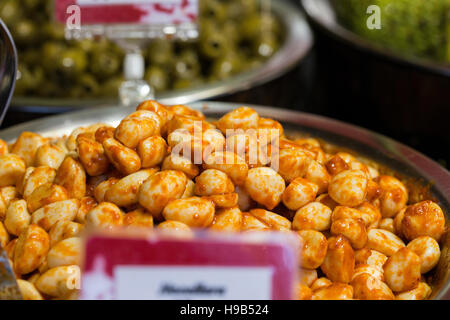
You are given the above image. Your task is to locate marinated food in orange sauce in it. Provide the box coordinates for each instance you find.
[0,100,446,300]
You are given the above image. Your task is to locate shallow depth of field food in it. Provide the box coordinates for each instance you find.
[0,100,446,300]
[331,0,450,64]
[0,0,283,99]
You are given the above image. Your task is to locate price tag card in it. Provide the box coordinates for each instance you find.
[55,0,198,25]
[80,231,298,300]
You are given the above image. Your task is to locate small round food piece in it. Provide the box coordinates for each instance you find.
[395,282,432,300]
[161,154,199,180]
[379,218,395,233]
[76,137,109,177]
[383,248,421,293]
[35,265,80,298]
[310,278,332,291]
[104,168,158,207]
[282,178,318,211]
[298,268,318,287]
[102,138,141,175]
[244,167,285,210]
[293,202,332,231]
[0,154,26,187]
[376,176,408,218]
[328,170,368,207]
[85,202,123,229]
[295,284,312,300]
[138,170,187,220]
[157,220,193,238]
[17,279,43,300]
[26,183,69,213]
[352,264,384,282]
[304,160,330,194]
[331,218,368,249]
[203,151,248,186]
[162,197,215,228]
[34,143,66,170]
[216,107,259,133]
[277,148,311,183]
[366,229,405,257]
[114,110,162,149]
[30,199,79,231]
[325,155,349,176]
[210,207,242,233]
[194,169,234,196]
[354,248,388,271]
[401,201,446,242]
[14,225,50,275]
[10,132,46,166]
[137,136,167,168]
[47,237,81,268]
[351,273,394,300]
[297,230,328,269]
[22,166,56,200]
[320,235,355,283]
[406,236,441,274]
[54,157,86,199]
[123,208,154,228]
[312,283,354,300]
[248,209,291,231]
[4,199,31,236]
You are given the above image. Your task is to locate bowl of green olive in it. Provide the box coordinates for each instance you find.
[1,0,312,112]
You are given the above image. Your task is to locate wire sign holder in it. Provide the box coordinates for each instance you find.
[54,0,199,106]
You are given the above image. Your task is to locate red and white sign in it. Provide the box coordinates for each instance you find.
[54,0,198,25]
[80,233,298,300]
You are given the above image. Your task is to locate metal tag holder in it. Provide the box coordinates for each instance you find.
[54,0,199,106]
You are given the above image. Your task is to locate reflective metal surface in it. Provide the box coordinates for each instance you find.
[0,19,17,125]
[12,0,313,112]
[0,101,448,299]
[301,0,450,77]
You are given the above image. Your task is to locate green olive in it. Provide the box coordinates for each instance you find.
[57,48,88,76]
[253,34,280,58]
[240,13,281,41]
[210,53,242,80]
[173,50,201,80]
[100,76,123,97]
[145,65,169,92]
[148,39,175,66]
[90,50,121,79]
[43,22,66,41]
[41,42,66,72]
[0,0,22,26]
[75,74,101,97]
[12,19,39,46]
[199,28,230,59]
[200,0,227,24]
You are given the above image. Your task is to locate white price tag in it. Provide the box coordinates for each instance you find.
[115,266,273,300]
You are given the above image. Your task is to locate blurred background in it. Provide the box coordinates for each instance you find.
[0,0,449,168]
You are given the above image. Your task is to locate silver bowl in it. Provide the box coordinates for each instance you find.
[0,101,448,299]
[11,0,312,112]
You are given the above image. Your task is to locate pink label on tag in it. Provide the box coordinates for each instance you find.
[80,235,297,300]
[55,0,198,25]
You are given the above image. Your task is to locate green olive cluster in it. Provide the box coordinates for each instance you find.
[331,0,449,63]
[0,0,283,98]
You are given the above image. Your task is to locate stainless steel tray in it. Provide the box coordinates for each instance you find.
[11,0,312,112]
[0,101,448,299]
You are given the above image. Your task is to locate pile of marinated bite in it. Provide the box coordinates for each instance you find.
[0,100,446,300]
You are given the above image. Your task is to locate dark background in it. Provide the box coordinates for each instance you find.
[1,0,449,168]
